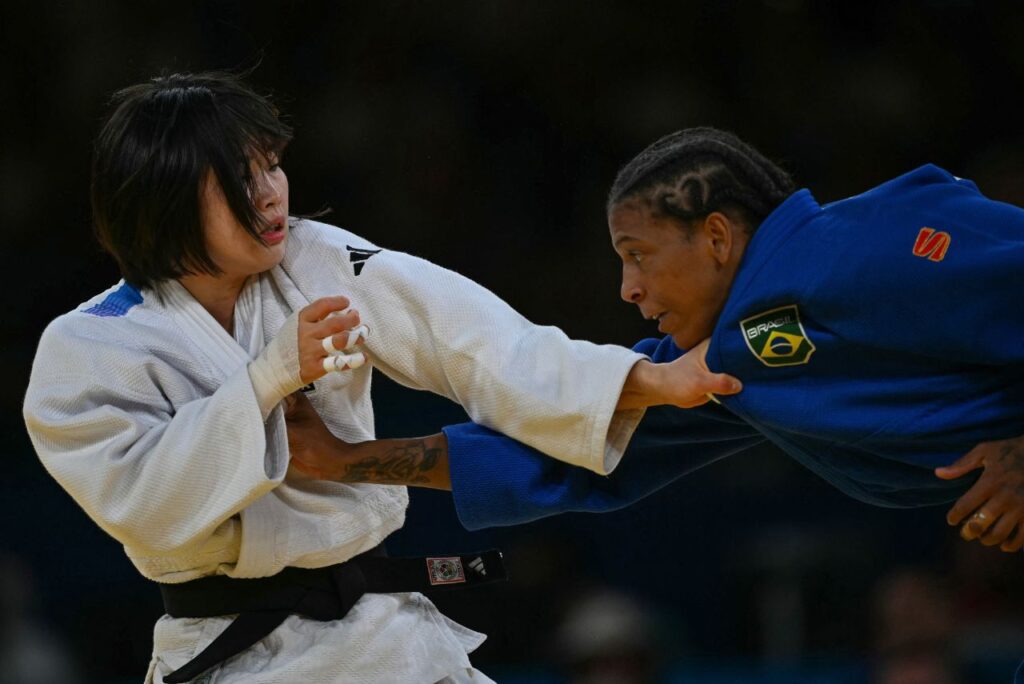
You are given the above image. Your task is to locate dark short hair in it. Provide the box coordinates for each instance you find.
[607,127,796,234]
[91,71,293,288]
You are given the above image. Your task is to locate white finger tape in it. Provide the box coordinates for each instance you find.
[323,352,367,374]
[322,335,340,355]
[344,325,369,351]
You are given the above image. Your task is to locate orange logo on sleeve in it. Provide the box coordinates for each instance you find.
[913,228,951,262]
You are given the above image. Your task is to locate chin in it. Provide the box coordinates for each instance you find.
[669,329,706,352]
[266,239,288,264]
[669,333,690,350]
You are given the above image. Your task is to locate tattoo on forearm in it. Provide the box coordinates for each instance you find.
[341,440,441,484]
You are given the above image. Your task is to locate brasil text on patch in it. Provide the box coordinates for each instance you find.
[740,304,816,367]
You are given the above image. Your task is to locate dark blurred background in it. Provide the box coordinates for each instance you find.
[2,1,1024,682]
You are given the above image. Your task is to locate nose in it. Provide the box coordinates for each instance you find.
[253,170,282,210]
[620,270,644,304]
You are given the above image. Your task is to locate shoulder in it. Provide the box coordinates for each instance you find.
[886,164,981,197]
[279,219,389,281]
[829,165,981,213]
[44,282,139,335]
[28,283,194,410]
[280,218,446,286]
[286,218,382,255]
[38,281,169,354]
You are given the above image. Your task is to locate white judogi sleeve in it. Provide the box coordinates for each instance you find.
[23,315,288,557]
[280,221,646,474]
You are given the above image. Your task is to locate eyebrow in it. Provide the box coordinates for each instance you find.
[613,235,641,248]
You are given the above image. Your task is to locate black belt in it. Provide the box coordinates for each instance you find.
[160,545,506,683]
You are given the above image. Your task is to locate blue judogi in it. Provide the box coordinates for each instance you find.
[443,165,1024,528]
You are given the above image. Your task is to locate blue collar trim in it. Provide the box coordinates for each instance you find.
[83,282,144,317]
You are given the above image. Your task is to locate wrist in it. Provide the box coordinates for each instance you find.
[617,360,664,411]
[249,312,304,419]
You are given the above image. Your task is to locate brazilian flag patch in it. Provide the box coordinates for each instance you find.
[740,304,816,367]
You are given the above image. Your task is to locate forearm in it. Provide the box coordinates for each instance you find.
[328,432,452,490]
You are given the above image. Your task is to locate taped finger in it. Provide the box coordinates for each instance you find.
[344,352,366,370]
[322,352,366,373]
[344,324,369,351]
[322,335,341,355]
[323,355,338,373]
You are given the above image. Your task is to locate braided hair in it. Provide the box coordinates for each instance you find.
[607,127,796,233]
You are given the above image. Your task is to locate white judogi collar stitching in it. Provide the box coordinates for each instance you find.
[267,263,312,315]
[233,278,265,356]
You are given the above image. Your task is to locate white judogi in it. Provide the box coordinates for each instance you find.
[23,220,645,683]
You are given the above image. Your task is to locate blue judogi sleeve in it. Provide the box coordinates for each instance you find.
[444,338,766,530]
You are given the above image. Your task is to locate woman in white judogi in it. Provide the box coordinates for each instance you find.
[22,72,738,683]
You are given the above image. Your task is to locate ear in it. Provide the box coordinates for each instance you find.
[700,212,738,266]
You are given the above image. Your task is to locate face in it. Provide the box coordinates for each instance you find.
[609,201,745,349]
[198,151,290,287]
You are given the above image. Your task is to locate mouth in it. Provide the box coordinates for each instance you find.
[260,216,287,245]
[645,310,667,322]
[644,310,671,334]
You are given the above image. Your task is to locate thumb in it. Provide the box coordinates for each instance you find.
[935,448,984,480]
[700,371,743,397]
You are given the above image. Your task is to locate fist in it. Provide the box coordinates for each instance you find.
[297,296,369,383]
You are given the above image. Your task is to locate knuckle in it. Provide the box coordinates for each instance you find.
[327,318,350,333]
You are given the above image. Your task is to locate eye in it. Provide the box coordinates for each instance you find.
[628,251,644,264]
[266,151,283,172]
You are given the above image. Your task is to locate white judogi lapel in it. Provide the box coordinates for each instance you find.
[159,279,254,377]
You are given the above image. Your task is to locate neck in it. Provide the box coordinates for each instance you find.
[178,273,248,334]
